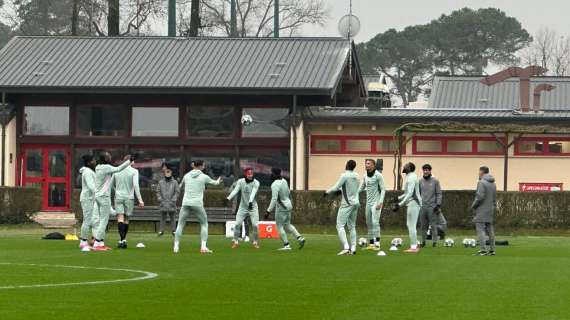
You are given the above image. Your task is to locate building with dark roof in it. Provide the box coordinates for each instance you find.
[301,75,570,192]
[0,36,366,213]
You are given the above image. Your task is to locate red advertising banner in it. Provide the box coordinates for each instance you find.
[519,183,563,192]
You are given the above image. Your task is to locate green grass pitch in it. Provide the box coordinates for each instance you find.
[1,230,569,320]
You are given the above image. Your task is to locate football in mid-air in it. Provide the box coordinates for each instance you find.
[358,238,368,247]
[444,238,455,247]
[241,114,253,126]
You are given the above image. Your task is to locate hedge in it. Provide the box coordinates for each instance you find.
[1,188,569,229]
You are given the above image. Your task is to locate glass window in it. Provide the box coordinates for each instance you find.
[132,107,179,137]
[239,148,289,188]
[242,108,289,138]
[25,149,43,178]
[188,106,234,138]
[447,140,472,153]
[23,106,69,135]
[77,105,127,137]
[548,141,570,154]
[416,140,442,153]
[186,148,235,188]
[131,148,181,188]
[376,139,396,153]
[518,140,543,154]
[313,139,341,153]
[48,183,66,207]
[48,150,66,178]
[478,140,503,154]
[346,139,371,152]
[73,148,124,187]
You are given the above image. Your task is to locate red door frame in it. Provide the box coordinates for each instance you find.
[20,145,71,211]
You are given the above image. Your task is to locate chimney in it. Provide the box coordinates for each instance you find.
[480,66,547,112]
[533,84,555,112]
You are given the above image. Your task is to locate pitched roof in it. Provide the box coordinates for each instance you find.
[429,76,570,110]
[0,36,357,95]
[306,106,570,123]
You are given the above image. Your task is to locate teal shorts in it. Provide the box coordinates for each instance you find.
[114,199,135,216]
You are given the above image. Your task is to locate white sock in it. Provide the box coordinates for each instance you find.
[201,240,207,249]
[350,246,356,252]
[411,244,417,250]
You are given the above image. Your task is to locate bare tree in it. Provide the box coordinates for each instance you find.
[519,27,570,76]
[179,0,327,37]
[90,0,166,36]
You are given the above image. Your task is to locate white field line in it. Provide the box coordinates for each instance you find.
[0,263,158,289]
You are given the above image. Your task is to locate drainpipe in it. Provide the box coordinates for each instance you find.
[291,95,297,190]
[1,92,6,186]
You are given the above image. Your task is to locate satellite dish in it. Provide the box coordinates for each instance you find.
[338,14,360,38]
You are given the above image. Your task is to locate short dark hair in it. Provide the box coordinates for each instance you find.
[271,167,282,176]
[82,154,94,166]
[479,166,489,174]
[422,164,432,170]
[407,162,416,172]
[365,159,376,165]
[98,152,109,164]
[193,159,204,167]
[346,160,356,171]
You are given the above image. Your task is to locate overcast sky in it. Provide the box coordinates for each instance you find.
[302,0,570,42]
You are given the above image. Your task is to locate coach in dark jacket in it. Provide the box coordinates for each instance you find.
[471,166,497,256]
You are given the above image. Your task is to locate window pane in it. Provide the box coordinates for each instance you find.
[77,105,127,137]
[314,139,340,152]
[131,148,181,188]
[48,150,66,178]
[346,139,371,152]
[73,148,123,187]
[188,106,234,138]
[478,140,503,153]
[376,139,396,153]
[518,141,543,154]
[447,140,472,153]
[416,140,442,153]
[242,108,289,138]
[548,141,570,154]
[239,148,289,188]
[186,148,235,188]
[132,107,179,137]
[26,149,43,178]
[24,106,69,135]
[48,183,66,207]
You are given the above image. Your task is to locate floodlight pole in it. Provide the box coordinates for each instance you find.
[274,0,279,38]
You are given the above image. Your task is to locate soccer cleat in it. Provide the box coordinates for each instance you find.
[432,242,437,248]
[278,245,292,251]
[157,232,164,237]
[350,250,357,255]
[404,247,419,253]
[244,236,250,243]
[473,250,488,256]
[92,245,112,251]
[420,241,426,248]
[79,242,90,249]
[252,242,260,249]
[173,241,180,253]
[373,244,381,251]
[488,251,496,256]
[366,244,376,251]
[200,248,213,254]
[231,241,239,249]
[298,237,306,250]
[337,249,350,256]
